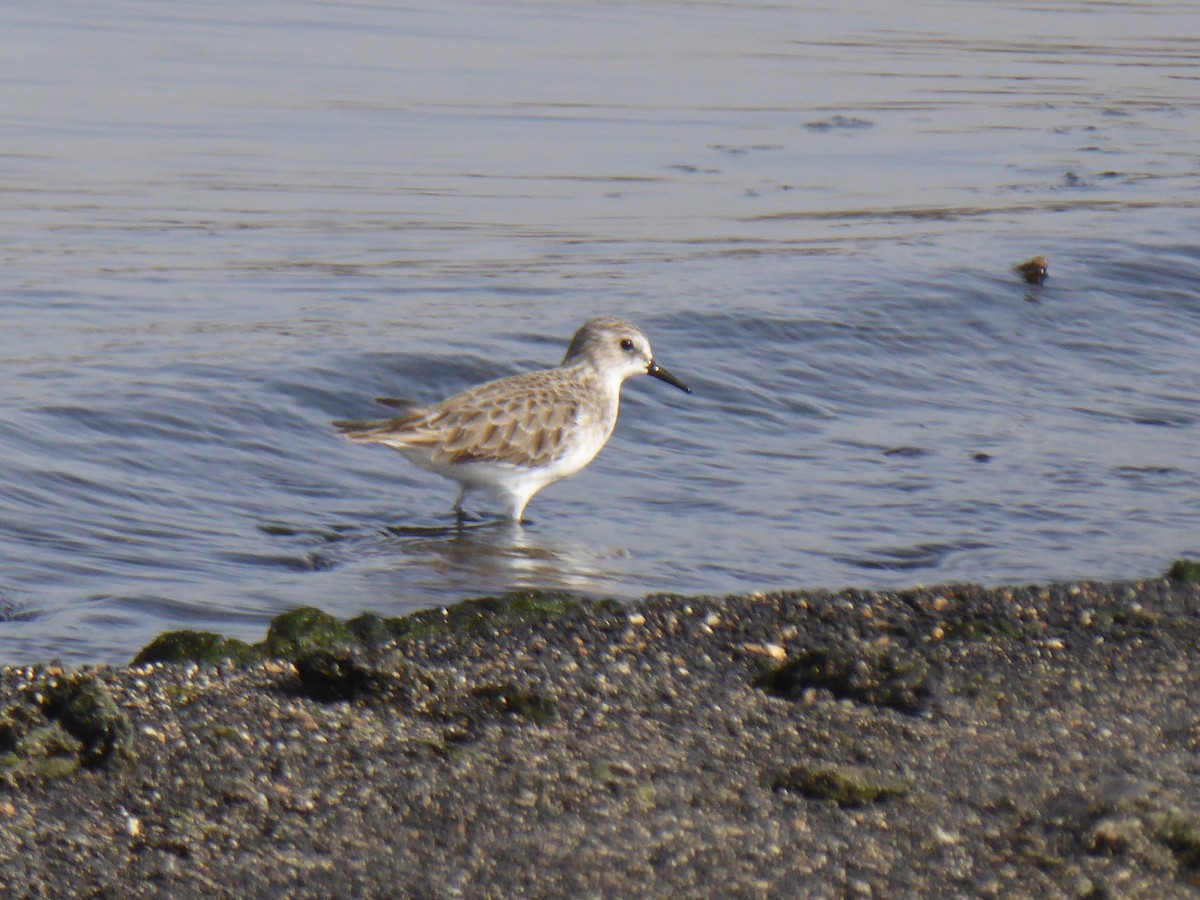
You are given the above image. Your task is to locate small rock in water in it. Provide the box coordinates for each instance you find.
[1014,255,1049,285]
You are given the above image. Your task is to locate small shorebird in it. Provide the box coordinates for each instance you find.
[335,317,691,523]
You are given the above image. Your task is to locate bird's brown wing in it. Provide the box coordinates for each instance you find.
[420,371,592,468]
[336,369,601,469]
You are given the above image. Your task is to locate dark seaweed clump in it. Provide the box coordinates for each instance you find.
[755,645,938,714]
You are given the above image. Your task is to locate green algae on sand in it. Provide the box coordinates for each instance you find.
[755,644,938,715]
[132,590,617,667]
[0,671,131,780]
[769,764,912,807]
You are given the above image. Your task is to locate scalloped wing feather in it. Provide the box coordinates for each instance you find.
[338,368,612,469]
[424,372,597,468]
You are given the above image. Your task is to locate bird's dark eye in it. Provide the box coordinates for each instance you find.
[619,338,635,352]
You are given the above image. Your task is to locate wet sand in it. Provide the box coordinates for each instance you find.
[3,574,1200,898]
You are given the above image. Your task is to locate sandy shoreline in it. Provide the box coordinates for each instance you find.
[3,572,1200,897]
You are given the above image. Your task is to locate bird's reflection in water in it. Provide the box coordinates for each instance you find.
[381,518,622,595]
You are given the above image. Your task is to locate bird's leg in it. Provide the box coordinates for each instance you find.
[508,492,531,526]
[453,486,469,530]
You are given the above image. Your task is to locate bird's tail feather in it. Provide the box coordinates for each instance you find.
[333,415,419,444]
[373,397,424,414]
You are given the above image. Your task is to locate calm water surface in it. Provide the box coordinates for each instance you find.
[2,0,1200,662]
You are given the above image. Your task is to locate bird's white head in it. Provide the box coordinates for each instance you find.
[562,317,691,393]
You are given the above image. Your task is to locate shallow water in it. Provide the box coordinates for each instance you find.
[3,0,1200,663]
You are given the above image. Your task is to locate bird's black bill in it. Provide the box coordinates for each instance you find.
[647,361,692,394]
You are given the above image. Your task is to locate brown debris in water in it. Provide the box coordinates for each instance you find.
[1014,254,1049,285]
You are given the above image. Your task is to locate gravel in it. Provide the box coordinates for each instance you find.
[3,576,1200,898]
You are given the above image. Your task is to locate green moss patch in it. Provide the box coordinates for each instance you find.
[0,672,130,780]
[770,764,911,807]
[0,720,83,781]
[39,672,133,766]
[395,591,617,640]
[261,607,355,658]
[431,681,557,744]
[468,684,557,726]
[939,614,1025,641]
[292,648,395,702]
[1085,605,1164,640]
[132,631,259,666]
[755,645,937,714]
[132,591,616,667]
[1157,815,1200,870]
[1166,559,1200,583]
[0,703,43,753]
